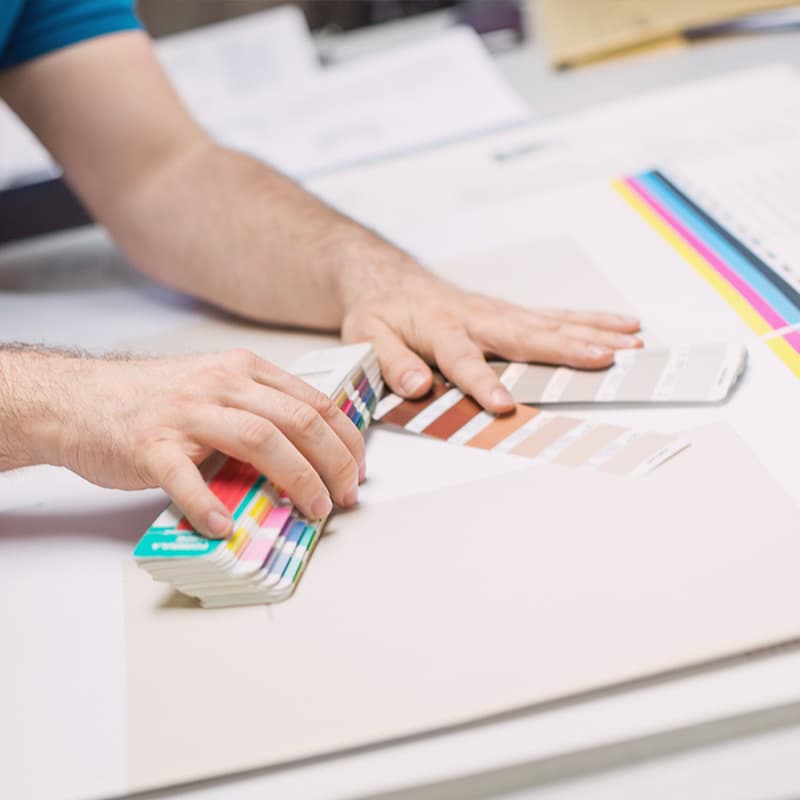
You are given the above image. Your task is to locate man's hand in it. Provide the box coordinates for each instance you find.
[0,348,364,537]
[341,270,641,414]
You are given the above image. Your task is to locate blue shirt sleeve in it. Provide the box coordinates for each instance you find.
[0,0,142,69]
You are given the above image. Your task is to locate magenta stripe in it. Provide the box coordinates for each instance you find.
[623,177,790,333]
[240,537,275,564]
[784,330,800,353]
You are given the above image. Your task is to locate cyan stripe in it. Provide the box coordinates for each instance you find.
[636,172,800,324]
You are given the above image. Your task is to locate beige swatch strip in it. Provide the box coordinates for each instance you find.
[494,344,745,405]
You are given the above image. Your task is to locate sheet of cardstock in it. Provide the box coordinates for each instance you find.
[126,423,800,792]
[435,237,643,329]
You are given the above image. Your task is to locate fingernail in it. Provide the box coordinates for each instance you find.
[310,493,333,519]
[618,314,639,326]
[400,371,427,395]
[491,387,514,407]
[207,510,231,538]
[342,486,359,506]
[358,459,366,483]
[617,335,641,347]
[587,345,613,359]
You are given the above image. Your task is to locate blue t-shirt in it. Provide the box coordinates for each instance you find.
[0,0,141,69]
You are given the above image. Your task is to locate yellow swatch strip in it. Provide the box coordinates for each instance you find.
[612,180,800,378]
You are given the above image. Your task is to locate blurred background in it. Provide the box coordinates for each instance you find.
[139,0,469,36]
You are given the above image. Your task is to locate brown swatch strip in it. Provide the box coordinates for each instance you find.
[380,380,448,428]
[423,395,483,440]
[466,405,538,450]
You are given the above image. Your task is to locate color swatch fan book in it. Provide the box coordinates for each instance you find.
[133,344,381,607]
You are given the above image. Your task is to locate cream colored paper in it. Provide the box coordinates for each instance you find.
[126,423,800,792]
[535,0,795,67]
[437,237,643,326]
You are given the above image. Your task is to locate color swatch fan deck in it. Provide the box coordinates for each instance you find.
[133,344,381,608]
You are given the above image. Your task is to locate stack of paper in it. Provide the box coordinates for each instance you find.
[133,343,381,607]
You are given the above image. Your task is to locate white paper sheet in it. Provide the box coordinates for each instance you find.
[155,5,319,129]
[205,26,532,179]
[309,64,800,247]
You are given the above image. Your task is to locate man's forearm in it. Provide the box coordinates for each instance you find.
[0,31,428,332]
[0,347,67,471]
[102,142,428,330]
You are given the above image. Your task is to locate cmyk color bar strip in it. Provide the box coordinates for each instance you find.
[613,171,800,378]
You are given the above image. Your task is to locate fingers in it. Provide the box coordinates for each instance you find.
[483,323,622,369]
[470,306,642,369]
[534,308,641,333]
[188,405,335,521]
[361,319,434,399]
[500,316,642,355]
[432,325,515,414]
[226,381,361,503]
[552,323,642,351]
[225,349,365,479]
[147,445,233,539]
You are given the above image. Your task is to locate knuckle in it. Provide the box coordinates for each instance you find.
[225,348,261,373]
[156,458,184,489]
[239,417,275,451]
[332,453,357,484]
[203,364,235,389]
[308,391,338,419]
[505,328,531,357]
[565,342,588,364]
[286,403,320,437]
[291,464,320,494]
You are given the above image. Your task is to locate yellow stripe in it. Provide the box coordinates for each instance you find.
[612,180,800,375]
[766,336,800,378]
[249,495,268,519]
[226,526,249,555]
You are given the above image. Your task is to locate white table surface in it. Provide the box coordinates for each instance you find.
[4,10,800,800]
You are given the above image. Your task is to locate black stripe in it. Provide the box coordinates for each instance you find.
[650,170,800,315]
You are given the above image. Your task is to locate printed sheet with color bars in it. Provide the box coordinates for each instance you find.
[614,170,800,378]
[134,344,381,608]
